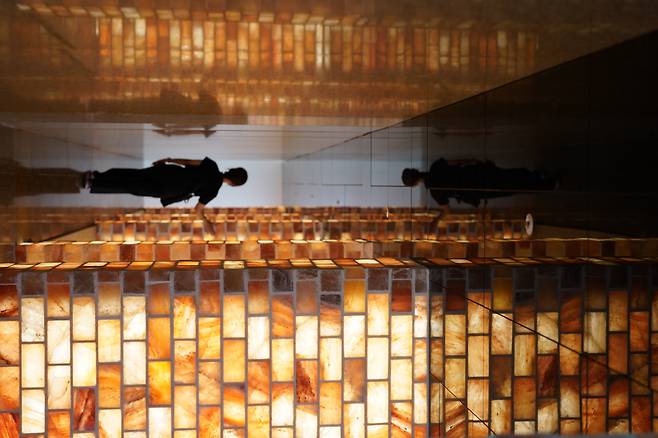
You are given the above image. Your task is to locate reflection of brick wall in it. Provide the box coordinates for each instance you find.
[6,237,658,263]
[1,12,538,118]
[95,218,527,242]
[0,260,656,436]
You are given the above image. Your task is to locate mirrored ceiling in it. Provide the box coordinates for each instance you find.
[1,0,657,127]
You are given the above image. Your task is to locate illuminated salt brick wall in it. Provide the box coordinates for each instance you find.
[1,262,657,437]
[0,265,435,437]
[427,263,658,436]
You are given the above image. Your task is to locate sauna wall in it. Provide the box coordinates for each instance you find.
[1,262,657,436]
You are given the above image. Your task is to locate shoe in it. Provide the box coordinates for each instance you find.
[80,171,93,189]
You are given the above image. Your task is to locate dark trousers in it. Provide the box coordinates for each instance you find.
[90,168,162,197]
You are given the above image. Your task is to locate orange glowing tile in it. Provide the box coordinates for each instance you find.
[223,385,246,428]
[199,317,222,360]
[148,361,171,405]
[174,340,196,384]
[198,362,221,405]
[148,317,171,360]
[98,364,121,409]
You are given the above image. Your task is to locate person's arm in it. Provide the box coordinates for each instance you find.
[194,202,215,234]
[428,205,450,237]
[152,158,203,166]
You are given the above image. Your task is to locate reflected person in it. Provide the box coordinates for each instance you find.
[85,157,247,228]
[402,158,557,210]
[0,158,83,205]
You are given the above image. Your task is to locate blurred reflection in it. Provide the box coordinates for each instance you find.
[2,1,656,124]
[402,158,557,208]
[0,159,83,205]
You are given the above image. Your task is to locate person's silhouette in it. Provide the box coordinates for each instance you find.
[403,158,556,208]
[86,157,247,229]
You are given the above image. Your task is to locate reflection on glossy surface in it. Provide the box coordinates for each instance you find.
[0,123,142,242]
[1,1,657,125]
[284,29,658,237]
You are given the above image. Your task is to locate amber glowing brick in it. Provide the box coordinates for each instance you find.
[198,361,221,405]
[320,338,342,381]
[492,277,512,311]
[174,340,196,384]
[296,360,318,403]
[491,399,512,435]
[47,283,70,317]
[72,388,95,432]
[296,280,318,313]
[72,296,95,341]
[344,280,365,313]
[272,295,294,338]
[0,366,19,409]
[537,355,558,398]
[560,292,582,332]
[199,407,221,438]
[247,361,270,404]
[98,364,121,409]
[0,321,19,365]
[272,338,294,382]
[248,280,269,313]
[344,358,366,402]
[248,316,270,360]
[123,386,146,431]
[123,341,146,385]
[173,295,196,339]
[468,379,490,422]
[609,333,629,374]
[272,383,294,427]
[367,293,389,335]
[223,385,246,428]
[223,339,246,382]
[147,283,171,314]
[199,317,222,359]
[223,294,245,338]
[174,385,196,429]
[514,334,536,376]
[630,311,649,352]
[444,400,466,437]
[47,365,70,409]
[296,404,318,437]
[147,317,171,359]
[48,411,70,437]
[148,361,171,405]
[0,285,19,317]
[295,315,318,359]
[392,280,412,312]
[98,283,121,316]
[21,389,45,433]
[445,314,466,355]
[320,294,341,336]
[344,403,365,437]
[21,297,44,342]
[199,281,221,314]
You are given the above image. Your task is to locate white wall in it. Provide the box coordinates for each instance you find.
[283,125,428,208]
[8,122,144,208]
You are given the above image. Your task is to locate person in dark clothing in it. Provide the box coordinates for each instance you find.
[402,158,556,221]
[87,157,247,227]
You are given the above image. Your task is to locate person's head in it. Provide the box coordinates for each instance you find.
[402,168,423,187]
[223,167,248,186]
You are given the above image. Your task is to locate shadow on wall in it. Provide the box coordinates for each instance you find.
[0,159,82,205]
